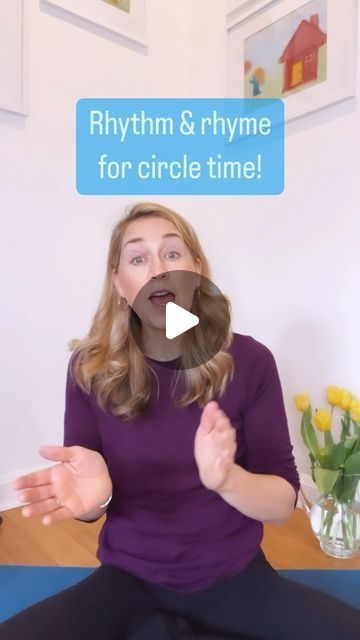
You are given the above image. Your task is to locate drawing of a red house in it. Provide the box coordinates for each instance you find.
[279,14,327,93]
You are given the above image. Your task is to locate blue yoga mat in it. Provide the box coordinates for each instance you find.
[0,565,359,623]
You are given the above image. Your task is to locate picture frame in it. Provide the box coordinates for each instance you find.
[226,0,276,23]
[226,0,358,123]
[41,0,148,50]
[0,0,29,116]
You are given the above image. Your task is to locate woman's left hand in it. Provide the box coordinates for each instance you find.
[194,401,237,492]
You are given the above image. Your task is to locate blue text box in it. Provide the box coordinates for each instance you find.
[76,98,284,195]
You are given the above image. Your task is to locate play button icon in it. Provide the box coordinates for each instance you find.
[166,302,199,339]
[129,270,231,370]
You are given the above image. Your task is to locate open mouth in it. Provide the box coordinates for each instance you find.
[148,289,176,307]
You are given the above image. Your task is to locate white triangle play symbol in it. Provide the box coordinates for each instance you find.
[166,302,199,340]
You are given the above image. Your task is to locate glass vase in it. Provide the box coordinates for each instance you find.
[318,473,360,559]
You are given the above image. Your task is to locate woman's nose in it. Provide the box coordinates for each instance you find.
[151,270,167,281]
[149,258,167,279]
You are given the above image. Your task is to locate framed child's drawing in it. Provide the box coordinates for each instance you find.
[226,0,357,122]
[42,0,147,49]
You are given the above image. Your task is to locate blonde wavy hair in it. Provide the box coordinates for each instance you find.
[69,202,234,421]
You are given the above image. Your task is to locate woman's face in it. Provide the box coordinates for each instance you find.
[112,216,202,328]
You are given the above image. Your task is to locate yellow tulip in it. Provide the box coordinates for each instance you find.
[313,408,332,432]
[339,389,353,411]
[294,393,309,412]
[350,399,360,422]
[326,385,343,407]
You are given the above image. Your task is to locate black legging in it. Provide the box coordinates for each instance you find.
[1,548,359,640]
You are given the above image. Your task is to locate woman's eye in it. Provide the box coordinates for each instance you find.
[165,250,180,260]
[130,255,146,265]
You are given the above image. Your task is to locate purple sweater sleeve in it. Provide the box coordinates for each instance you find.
[63,354,102,454]
[243,344,300,508]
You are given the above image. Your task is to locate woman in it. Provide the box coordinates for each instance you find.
[4,202,360,640]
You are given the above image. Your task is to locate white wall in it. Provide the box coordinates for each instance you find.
[1,0,359,511]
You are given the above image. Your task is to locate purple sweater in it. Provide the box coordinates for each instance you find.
[63,333,300,593]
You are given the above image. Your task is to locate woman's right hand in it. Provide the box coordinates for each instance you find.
[13,445,113,526]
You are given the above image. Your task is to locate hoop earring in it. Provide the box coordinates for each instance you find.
[117,297,129,311]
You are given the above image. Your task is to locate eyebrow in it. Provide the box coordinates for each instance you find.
[123,233,183,248]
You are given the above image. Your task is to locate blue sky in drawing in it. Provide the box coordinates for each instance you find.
[245,0,327,70]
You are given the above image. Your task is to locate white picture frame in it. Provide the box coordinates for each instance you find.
[0,0,29,116]
[226,0,276,23]
[226,0,358,123]
[42,0,147,50]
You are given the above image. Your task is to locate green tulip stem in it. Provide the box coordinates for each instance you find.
[323,505,334,538]
[341,508,350,549]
